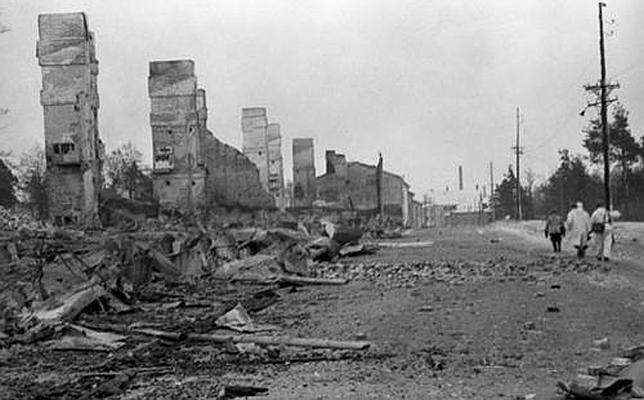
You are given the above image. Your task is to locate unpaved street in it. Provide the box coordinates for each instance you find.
[4,222,644,399]
[244,223,644,399]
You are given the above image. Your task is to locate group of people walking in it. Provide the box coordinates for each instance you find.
[544,202,617,260]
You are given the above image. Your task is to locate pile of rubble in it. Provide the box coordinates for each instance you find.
[558,344,644,399]
[0,206,43,231]
[0,215,380,398]
[314,257,609,289]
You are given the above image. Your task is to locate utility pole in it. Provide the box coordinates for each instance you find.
[599,2,610,210]
[512,107,523,220]
[583,2,619,210]
[376,152,384,218]
[489,161,495,220]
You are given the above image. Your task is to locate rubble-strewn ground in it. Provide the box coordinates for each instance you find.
[4,221,644,399]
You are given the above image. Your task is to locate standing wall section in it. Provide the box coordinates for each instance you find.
[148,60,207,212]
[266,123,284,208]
[37,12,103,226]
[292,138,316,207]
[241,108,269,190]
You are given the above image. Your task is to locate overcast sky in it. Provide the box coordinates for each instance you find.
[1,0,643,198]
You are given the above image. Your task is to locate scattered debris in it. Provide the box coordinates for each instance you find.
[377,241,434,248]
[558,343,644,398]
[594,337,611,350]
[218,384,269,399]
[216,303,279,333]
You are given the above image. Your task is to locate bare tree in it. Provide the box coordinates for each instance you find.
[16,146,48,219]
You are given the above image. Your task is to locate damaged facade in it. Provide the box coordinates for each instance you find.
[266,123,285,209]
[149,60,207,212]
[316,151,423,226]
[198,97,274,209]
[37,12,104,226]
[242,108,285,209]
[149,60,273,212]
[292,138,316,208]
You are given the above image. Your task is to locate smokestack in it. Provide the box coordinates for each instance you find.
[458,166,463,191]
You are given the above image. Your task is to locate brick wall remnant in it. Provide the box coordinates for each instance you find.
[37,12,103,226]
[292,138,316,207]
[148,60,206,212]
[149,61,273,212]
[241,108,284,208]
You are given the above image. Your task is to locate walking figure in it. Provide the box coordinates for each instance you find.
[590,202,616,261]
[545,209,565,252]
[566,201,591,258]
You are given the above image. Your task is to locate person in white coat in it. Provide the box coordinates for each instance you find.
[590,203,618,261]
[566,201,591,257]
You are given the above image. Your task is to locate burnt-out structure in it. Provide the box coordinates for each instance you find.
[149,60,273,212]
[266,123,285,208]
[241,108,285,209]
[148,60,207,211]
[315,150,422,226]
[37,12,104,226]
[292,138,316,207]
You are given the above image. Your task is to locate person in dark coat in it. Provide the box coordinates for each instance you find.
[545,209,566,252]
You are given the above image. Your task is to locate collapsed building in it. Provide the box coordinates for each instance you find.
[149,60,273,212]
[316,150,424,227]
[292,138,316,208]
[149,60,207,211]
[241,108,285,209]
[266,123,285,208]
[37,12,104,226]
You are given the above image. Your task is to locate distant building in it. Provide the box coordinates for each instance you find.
[427,188,491,227]
[37,12,104,226]
[292,138,316,207]
[315,150,349,208]
[316,151,421,226]
[266,123,285,208]
[241,108,285,209]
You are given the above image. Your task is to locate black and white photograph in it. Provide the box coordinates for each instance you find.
[0,0,644,398]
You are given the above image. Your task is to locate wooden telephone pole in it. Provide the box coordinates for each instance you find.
[584,2,619,209]
[512,107,523,220]
[598,2,613,210]
[489,161,495,220]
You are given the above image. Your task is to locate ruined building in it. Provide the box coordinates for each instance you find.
[316,150,349,207]
[316,150,422,225]
[149,61,273,212]
[266,123,285,208]
[241,108,285,209]
[149,60,207,211]
[37,12,104,226]
[292,138,316,207]
[197,95,274,209]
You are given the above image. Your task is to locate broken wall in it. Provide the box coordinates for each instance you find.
[325,150,347,177]
[37,12,103,226]
[241,108,269,190]
[149,60,207,212]
[292,138,316,208]
[316,159,413,222]
[200,131,275,209]
[266,123,284,209]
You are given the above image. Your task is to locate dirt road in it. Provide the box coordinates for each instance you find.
[5,221,644,399]
[232,223,644,399]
